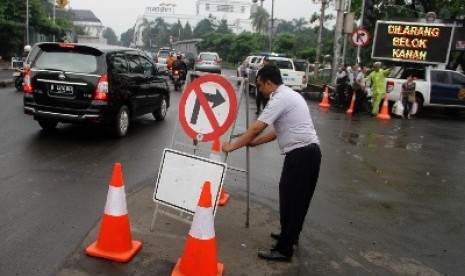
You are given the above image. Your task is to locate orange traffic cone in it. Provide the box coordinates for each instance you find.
[346,92,356,114]
[319,85,331,108]
[172,181,224,276]
[377,95,391,120]
[85,163,142,262]
[209,138,230,206]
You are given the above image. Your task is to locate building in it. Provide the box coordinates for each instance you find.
[133,0,255,48]
[69,9,105,42]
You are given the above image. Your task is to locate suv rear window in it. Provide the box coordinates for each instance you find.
[34,51,98,73]
[199,53,218,61]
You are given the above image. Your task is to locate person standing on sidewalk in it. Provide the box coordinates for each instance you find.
[401,75,416,119]
[222,65,322,262]
[352,65,368,114]
[365,62,391,116]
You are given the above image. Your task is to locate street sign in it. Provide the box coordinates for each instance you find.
[372,21,455,64]
[350,28,371,47]
[56,0,69,8]
[153,148,226,215]
[179,74,237,142]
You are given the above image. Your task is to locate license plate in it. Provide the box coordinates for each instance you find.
[173,75,179,79]
[49,84,74,96]
[13,72,21,77]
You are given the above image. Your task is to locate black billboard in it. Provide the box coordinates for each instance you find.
[372,21,455,64]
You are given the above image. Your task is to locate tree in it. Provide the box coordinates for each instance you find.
[274,34,296,56]
[103,27,119,45]
[292,17,308,33]
[250,6,270,35]
[120,28,135,47]
[0,0,70,58]
[276,20,295,35]
[180,22,193,40]
[216,19,232,34]
[193,18,215,38]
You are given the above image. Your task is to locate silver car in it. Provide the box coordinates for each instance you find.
[194,52,221,74]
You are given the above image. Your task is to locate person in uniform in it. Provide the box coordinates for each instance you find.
[365,62,391,116]
[222,65,322,262]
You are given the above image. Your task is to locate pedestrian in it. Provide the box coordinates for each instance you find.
[222,65,322,262]
[365,62,391,116]
[352,64,368,114]
[255,56,270,114]
[401,74,416,119]
[336,66,348,109]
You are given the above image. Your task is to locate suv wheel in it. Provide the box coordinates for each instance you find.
[38,119,58,130]
[153,95,167,121]
[115,105,130,137]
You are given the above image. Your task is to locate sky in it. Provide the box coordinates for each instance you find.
[69,0,326,37]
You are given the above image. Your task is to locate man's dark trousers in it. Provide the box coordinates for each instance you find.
[275,143,322,257]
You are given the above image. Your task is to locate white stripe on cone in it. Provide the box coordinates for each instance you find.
[104,186,128,216]
[189,206,215,240]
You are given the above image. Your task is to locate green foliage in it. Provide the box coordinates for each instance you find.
[103,27,119,45]
[0,0,71,58]
[251,6,270,35]
[193,18,215,38]
[120,28,135,47]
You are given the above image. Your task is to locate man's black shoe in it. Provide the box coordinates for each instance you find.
[258,249,292,262]
[270,232,299,245]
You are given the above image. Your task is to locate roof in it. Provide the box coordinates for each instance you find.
[70,9,101,23]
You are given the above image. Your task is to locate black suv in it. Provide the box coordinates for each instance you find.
[23,42,170,137]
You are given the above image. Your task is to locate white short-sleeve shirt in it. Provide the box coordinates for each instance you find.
[258,84,319,154]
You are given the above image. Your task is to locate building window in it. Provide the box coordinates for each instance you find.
[206,4,209,11]
[241,6,245,13]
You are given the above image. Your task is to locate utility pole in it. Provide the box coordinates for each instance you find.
[314,0,327,80]
[26,0,29,45]
[330,0,346,85]
[341,0,352,65]
[356,0,366,64]
[269,0,274,51]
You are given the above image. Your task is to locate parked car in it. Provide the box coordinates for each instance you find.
[23,42,171,137]
[237,55,261,78]
[194,52,221,74]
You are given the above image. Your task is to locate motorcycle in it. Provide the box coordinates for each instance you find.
[13,68,24,91]
[171,69,186,91]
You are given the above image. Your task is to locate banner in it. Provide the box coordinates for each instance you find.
[372,21,455,64]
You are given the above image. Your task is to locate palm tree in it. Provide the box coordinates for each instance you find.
[292,17,308,33]
[251,6,270,35]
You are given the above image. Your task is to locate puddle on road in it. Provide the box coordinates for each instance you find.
[340,131,422,151]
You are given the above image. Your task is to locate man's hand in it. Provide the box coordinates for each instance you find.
[222,142,233,153]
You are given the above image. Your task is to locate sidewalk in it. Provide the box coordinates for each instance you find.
[57,185,302,275]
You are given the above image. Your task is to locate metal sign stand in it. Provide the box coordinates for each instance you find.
[150,71,252,232]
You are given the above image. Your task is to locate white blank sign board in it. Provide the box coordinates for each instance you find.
[153,148,227,215]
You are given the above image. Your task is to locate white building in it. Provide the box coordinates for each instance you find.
[70,9,104,38]
[133,0,255,47]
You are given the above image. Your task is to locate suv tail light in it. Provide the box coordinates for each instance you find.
[154,57,158,63]
[93,74,109,101]
[196,58,203,63]
[23,69,33,94]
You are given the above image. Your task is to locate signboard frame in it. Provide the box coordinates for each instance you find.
[371,20,455,65]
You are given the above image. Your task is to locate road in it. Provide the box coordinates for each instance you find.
[1,69,465,275]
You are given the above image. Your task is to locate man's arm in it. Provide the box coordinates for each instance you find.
[222,120,268,153]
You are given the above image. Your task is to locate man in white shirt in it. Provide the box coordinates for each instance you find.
[222,65,322,262]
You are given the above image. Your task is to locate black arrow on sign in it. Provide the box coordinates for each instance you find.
[190,89,226,125]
